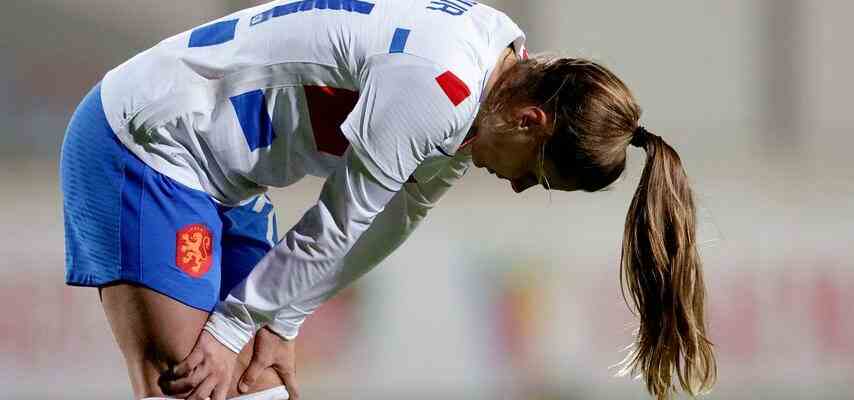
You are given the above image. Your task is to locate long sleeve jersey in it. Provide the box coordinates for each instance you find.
[98,0,526,352]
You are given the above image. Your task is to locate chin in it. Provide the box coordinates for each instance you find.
[470,146,484,168]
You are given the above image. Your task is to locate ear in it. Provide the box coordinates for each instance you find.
[516,106,551,138]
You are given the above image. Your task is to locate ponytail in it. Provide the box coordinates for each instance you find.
[512,56,718,398]
[618,133,717,399]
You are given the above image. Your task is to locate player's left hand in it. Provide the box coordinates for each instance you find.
[159,330,238,400]
[239,327,300,399]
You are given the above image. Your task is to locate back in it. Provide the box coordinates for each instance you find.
[101,0,525,204]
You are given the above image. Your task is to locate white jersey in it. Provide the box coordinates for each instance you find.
[102,0,524,202]
[100,0,525,352]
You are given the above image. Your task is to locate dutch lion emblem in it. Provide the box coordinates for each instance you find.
[176,224,213,278]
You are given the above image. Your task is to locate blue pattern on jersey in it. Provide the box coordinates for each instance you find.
[230,90,277,151]
[272,2,302,17]
[426,0,478,16]
[251,0,375,26]
[189,19,239,47]
[389,28,411,54]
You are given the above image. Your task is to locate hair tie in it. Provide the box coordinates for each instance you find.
[630,126,651,148]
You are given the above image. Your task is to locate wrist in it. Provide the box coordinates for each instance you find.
[205,311,254,353]
[265,320,300,342]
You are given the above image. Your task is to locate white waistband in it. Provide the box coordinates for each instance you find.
[230,385,290,400]
[140,384,289,400]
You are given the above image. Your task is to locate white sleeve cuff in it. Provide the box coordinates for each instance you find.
[204,311,255,354]
[266,305,310,341]
[265,320,300,342]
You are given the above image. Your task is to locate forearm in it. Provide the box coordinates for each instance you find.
[205,150,397,352]
[337,151,471,278]
[268,152,473,333]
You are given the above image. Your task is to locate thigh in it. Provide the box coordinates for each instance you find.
[101,283,209,398]
[102,284,285,399]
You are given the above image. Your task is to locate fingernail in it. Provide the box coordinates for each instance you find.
[239,382,249,393]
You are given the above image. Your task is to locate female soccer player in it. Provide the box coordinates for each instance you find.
[61,1,715,399]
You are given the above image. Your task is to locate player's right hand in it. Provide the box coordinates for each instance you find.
[159,330,239,400]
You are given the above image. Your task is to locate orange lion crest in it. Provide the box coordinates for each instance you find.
[176,224,213,278]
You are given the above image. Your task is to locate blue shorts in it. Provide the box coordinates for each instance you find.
[60,83,279,312]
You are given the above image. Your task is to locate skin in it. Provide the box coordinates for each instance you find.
[165,46,583,400]
[100,284,297,399]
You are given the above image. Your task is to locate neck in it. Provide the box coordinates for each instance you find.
[461,46,518,152]
[485,46,518,100]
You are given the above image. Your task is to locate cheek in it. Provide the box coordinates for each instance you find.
[470,135,491,167]
[475,132,502,160]
[502,139,539,175]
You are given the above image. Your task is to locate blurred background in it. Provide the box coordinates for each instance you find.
[1,0,852,399]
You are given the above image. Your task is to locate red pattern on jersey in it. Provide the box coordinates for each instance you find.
[304,86,359,157]
[436,71,470,106]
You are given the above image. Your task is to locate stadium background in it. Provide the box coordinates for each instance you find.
[2,0,852,398]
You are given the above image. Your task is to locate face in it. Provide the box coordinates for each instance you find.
[469,107,581,194]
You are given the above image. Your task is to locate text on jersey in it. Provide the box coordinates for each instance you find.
[427,0,478,16]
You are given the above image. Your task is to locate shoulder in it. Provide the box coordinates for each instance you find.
[426,4,525,79]
[341,53,478,189]
[358,53,478,130]
[361,1,526,102]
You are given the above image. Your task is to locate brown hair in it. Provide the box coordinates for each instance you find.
[492,57,717,398]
